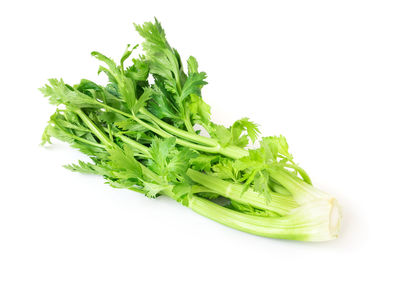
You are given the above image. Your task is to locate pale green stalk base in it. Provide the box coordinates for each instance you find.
[188,195,341,241]
[268,168,331,204]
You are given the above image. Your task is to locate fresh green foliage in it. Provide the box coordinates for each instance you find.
[40,18,341,242]
[211,117,260,148]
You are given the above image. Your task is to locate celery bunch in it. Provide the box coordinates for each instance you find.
[41,19,341,241]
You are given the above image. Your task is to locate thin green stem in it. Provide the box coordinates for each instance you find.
[74,108,113,147]
[107,124,113,141]
[115,134,151,157]
[175,138,220,153]
[129,114,220,154]
[139,108,218,147]
[52,121,105,149]
[93,100,248,159]
[283,162,312,185]
[131,113,171,138]
[117,129,222,156]
[184,110,196,134]
[219,145,249,159]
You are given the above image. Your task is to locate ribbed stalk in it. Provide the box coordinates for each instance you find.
[188,195,340,241]
[74,108,114,147]
[268,168,330,204]
[115,134,151,157]
[139,108,217,147]
[187,169,298,215]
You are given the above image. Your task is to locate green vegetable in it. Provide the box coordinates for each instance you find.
[40,18,341,241]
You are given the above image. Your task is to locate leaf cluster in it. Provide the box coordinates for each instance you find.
[40,18,312,219]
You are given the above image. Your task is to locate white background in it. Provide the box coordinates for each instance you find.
[1,1,399,285]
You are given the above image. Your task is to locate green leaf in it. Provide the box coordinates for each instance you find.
[135,18,190,116]
[41,125,52,145]
[107,145,143,179]
[231,118,260,145]
[133,87,152,113]
[64,160,112,176]
[72,143,109,160]
[213,124,232,147]
[148,137,176,177]
[187,56,199,74]
[180,72,207,101]
[134,18,182,84]
[190,154,218,172]
[91,51,119,73]
[97,111,126,124]
[253,170,272,204]
[166,147,197,181]
[260,135,293,161]
[126,57,149,82]
[147,81,180,120]
[120,44,138,69]
[233,155,263,172]
[92,51,137,111]
[149,137,176,166]
[134,18,168,49]
[187,94,211,127]
[40,79,99,108]
[142,182,172,198]
[75,79,103,93]
[44,123,75,144]
[211,159,239,182]
[115,119,146,132]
